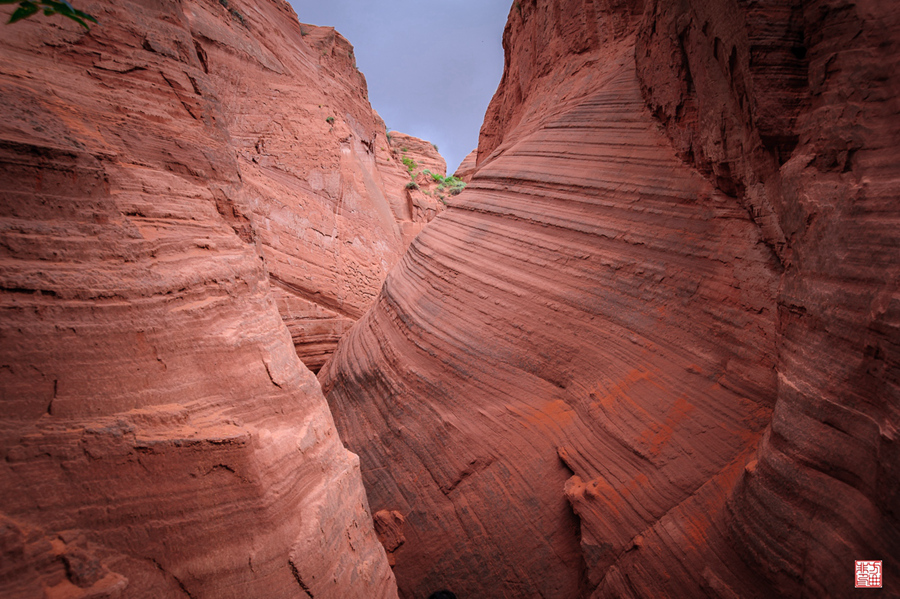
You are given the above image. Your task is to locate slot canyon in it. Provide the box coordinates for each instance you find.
[0,0,896,597]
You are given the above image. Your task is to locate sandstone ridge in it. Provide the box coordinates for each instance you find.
[386,130,451,241]
[322,0,899,597]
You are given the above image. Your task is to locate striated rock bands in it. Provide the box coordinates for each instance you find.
[390,131,447,179]
[387,131,451,231]
[197,12,444,371]
[2,0,896,595]
[452,149,477,183]
[323,0,899,597]
[0,0,399,596]
[620,1,900,597]
[323,2,778,596]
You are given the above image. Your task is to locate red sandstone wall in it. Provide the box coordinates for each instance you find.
[0,0,398,596]
[192,7,442,372]
[387,131,449,234]
[607,1,900,596]
[452,149,477,183]
[323,0,899,597]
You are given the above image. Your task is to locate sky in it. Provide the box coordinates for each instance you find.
[288,1,512,173]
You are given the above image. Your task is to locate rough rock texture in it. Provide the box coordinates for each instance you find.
[324,1,777,596]
[0,514,128,599]
[610,0,900,597]
[0,0,398,597]
[452,149,477,183]
[323,0,898,597]
[372,509,407,567]
[197,15,441,372]
[386,131,448,239]
[390,131,447,179]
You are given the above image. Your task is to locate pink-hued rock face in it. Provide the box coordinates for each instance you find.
[322,0,899,598]
[620,1,900,597]
[0,0,398,597]
[389,131,447,179]
[385,131,450,242]
[452,149,477,183]
[196,15,442,372]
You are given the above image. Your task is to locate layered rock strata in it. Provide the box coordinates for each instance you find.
[0,0,399,596]
[388,131,449,227]
[324,1,778,596]
[198,14,442,371]
[608,0,900,596]
[451,149,477,183]
[389,131,447,179]
[323,0,898,597]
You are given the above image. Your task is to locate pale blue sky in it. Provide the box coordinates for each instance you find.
[289,1,511,172]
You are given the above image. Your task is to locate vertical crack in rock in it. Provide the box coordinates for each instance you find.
[289,560,315,598]
[150,558,196,598]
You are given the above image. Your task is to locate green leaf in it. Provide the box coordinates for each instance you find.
[73,8,96,22]
[38,0,65,12]
[5,0,96,28]
[9,2,39,23]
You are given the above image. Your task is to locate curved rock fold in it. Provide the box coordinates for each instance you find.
[322,0,899,597]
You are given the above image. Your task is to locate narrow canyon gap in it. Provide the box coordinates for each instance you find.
[0,0,896,598]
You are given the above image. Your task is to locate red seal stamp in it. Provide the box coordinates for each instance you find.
[855,561,883,588]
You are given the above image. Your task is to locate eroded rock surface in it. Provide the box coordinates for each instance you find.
[0,0,398,596]
[322,0,898,597]
[198,14,442,371]
[390,131,447,180]
[452,149,478,183]
[386,131,449,244]
[610,1,900,597]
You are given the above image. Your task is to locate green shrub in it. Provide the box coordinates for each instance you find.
[438,175,466,196]
[325,116,335,124]
[4,0,97,28]
[405,181,419,190]
[402,156,417,173]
